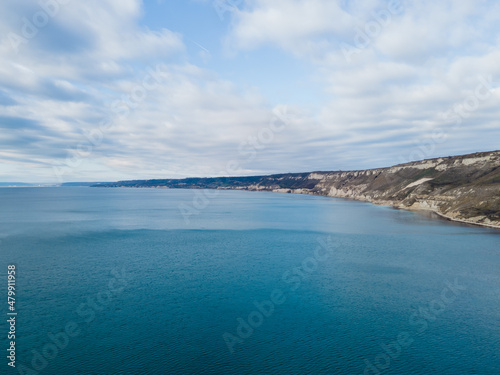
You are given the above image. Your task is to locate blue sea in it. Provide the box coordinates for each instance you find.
[1,187,499,374]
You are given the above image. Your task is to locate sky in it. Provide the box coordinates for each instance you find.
[1,0,500,183]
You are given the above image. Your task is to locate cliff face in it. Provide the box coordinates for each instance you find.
[300,151,500,228]
[97,150,500,229]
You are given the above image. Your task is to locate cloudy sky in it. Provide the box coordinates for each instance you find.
[1,0,500,183]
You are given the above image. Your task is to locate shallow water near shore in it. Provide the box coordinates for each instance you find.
[1,187,499,374]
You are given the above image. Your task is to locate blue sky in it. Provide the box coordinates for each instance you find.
[1,0,500,182]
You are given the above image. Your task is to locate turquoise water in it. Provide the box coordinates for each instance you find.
[0,187,499,374]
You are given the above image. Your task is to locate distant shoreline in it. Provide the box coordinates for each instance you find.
[86,150,500,231]
[262,188,500,231]
[93,184,500,231]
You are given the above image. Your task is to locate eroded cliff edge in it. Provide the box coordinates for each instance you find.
[98,150,500,229]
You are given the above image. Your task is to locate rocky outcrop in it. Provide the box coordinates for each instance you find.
[96,150,500,229]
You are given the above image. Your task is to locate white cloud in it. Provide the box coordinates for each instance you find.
[225,0,500,166]
[0,0,284,182]
[227,0,353,51]
[1,0,500,182]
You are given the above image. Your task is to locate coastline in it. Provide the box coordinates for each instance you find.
[418,208,500,230]
[94,150,500,231]
[250,187,500,231]
[330,195,500,231]
[101,184,500,231]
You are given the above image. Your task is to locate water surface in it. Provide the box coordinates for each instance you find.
[0,187,499,374]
